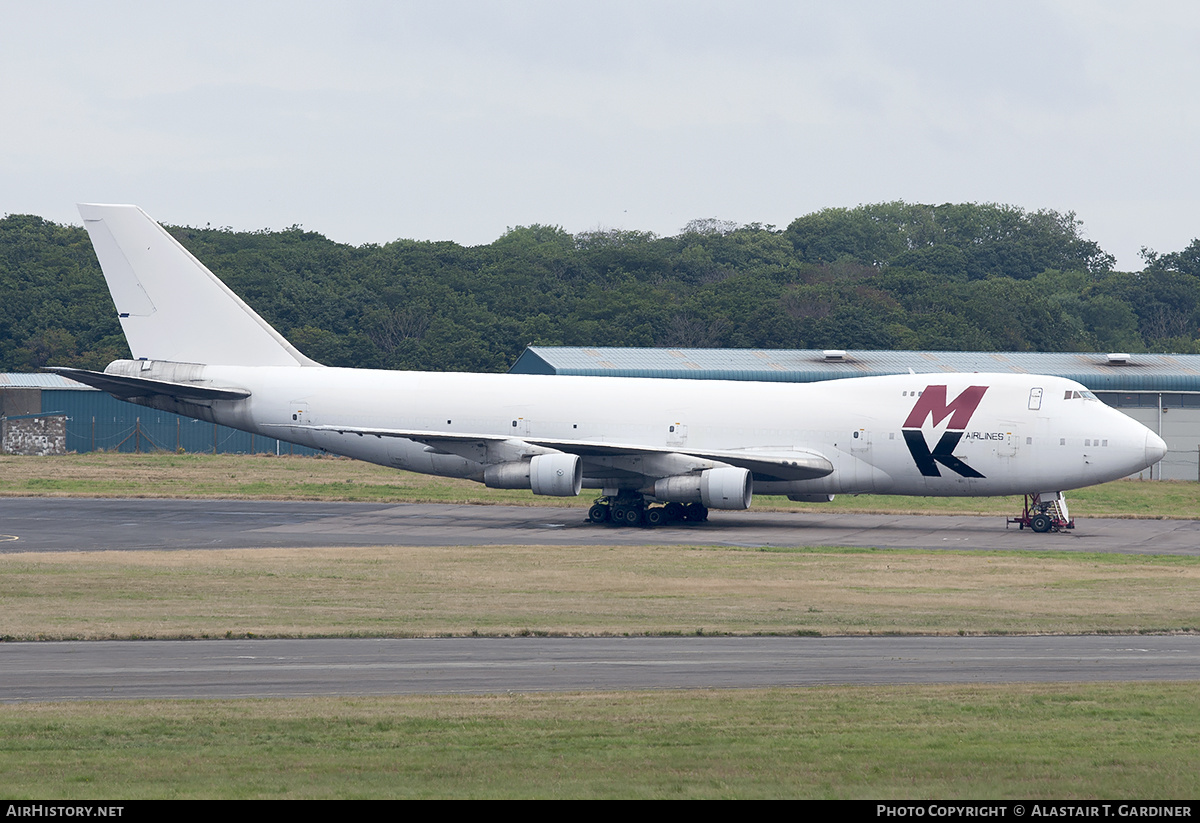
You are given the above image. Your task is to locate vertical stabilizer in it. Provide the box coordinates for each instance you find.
[77,204,319,367]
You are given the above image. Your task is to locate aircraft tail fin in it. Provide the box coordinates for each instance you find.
[77,203,319,367]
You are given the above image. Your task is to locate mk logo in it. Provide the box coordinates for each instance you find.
[903,385,988,478]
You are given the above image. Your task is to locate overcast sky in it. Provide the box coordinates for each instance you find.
[2,1,1198,270]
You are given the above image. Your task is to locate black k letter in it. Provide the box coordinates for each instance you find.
[903,430,986,478]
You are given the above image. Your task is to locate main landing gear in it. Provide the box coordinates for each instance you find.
[587,493,709,528]
[1008,492,1074,533]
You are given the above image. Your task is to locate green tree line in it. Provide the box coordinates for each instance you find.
[2,202,1199,373]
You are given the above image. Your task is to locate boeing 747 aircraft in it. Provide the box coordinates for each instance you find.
[51,204,1168,531]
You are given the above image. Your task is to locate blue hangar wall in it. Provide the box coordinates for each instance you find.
[0,375,317,456]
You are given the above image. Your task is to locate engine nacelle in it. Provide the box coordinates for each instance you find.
[530,453,582,496]
[483,453,582,497]
[653,466,753,510]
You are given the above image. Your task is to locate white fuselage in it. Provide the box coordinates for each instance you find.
[138,363,1164,499]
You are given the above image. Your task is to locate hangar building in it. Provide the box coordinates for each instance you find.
[510,347,1200,481]
[5,349,1198,479]
[0,373,316,456]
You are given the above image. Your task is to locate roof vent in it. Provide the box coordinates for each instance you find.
[1105,352,1132,366]
[822,349,847,361]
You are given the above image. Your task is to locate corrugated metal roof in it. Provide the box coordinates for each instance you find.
[12,351,1200,394]
[509,348,1200,392]
[0,373,94,389]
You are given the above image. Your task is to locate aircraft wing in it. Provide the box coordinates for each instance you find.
[281,424,833,482]
[44,367,251,402]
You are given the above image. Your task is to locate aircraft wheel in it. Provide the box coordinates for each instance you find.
[1030,513,1053,533]
[664,502,685,521]
[684,503,708,522]
[624,506,643,527]
[588,504,610,524]
[645,507,665,528]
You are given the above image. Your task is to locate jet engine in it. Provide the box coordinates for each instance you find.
[652,466,753,510]
[483,453,582,496]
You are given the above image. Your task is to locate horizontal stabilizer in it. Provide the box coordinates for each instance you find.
[46,367,251,402]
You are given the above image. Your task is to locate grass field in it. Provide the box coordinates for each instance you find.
[3,683,1199,799]
[3,545,1199,640]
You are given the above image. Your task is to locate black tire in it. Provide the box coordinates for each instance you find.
[664,502,685,521]
[645,508,665,528]
[588,504,610,524]
[1030,513,1053,533]
[624,507,643,527]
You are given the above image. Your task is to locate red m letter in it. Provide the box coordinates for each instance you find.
[902,385,988,429]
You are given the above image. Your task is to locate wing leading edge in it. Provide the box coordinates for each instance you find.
[272,423,834,482]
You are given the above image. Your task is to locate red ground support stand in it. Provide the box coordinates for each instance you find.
[1007,493,1075,533]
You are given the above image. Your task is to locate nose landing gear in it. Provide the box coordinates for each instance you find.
[1008,492,1074,533]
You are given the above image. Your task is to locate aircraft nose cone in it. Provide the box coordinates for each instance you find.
[1146,431,1168,465]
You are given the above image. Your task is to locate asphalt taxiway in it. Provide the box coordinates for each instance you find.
[4,636,1199,701]
[3,497,1200,554]
[3,498,1198,700]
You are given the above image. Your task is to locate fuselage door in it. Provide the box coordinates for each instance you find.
[1028,388,1043,411]
[283,401,316,448]
[999,431,1018,457]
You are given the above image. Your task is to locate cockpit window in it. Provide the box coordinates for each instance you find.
[1063,390,1099,401]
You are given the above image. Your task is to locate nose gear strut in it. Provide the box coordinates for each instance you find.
[1008,492,1074,533]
